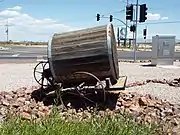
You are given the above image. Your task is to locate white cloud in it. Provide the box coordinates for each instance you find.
[147,13,168,21]
[147,13,161,20]
[0,6,77,41]
[0,10,20,17]
[161,17,168,20]
[7,6,22,11]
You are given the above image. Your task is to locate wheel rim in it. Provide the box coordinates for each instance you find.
[33,61,52,87]
[66,71,106,105]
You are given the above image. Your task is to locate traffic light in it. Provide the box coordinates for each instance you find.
[97,13,100,21]
[126,4,133,21]
[130,25,136,32]
[139,4,148,23]
[143,28,147,39]
[110,15,113,22]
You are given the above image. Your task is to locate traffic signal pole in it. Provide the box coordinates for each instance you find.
[133,0,139,62]
[96,2,147,60]
[144,25,147,50]
[125,0,129,47]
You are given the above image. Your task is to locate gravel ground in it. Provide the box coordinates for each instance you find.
[0,63,37,92]
[120,62,180,104]
[1,62,180,104]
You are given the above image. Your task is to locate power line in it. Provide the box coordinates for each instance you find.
[116,20,180,27]
[102,9,125,16]
[142,20,180,25]
[100,0,131,16]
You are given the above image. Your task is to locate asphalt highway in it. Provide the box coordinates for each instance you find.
[0,45,180,63]
[0,46,47,63]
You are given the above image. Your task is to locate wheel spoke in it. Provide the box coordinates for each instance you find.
[35,71,42,74]
[38,77,42,83]
[41,63,44,68]
[66,72,106,107]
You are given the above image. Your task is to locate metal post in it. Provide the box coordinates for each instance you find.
[134,0,138,62]
[117,27,120,47]
[124,0,128,47]
[132,31,135,51]
[144,25,147,50]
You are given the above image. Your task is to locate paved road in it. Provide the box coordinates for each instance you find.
[0,46,47,60]
[0,45,180,63]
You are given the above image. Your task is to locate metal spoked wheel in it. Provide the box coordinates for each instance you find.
[33,61,55,88]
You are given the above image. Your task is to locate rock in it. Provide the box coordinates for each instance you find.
[5,94,13,100]
[139,97,148,106]
[38,106,49,115]
[173,106,180,115]
[0,114,4,123]
[0,85,180,134]
[172,126,180,135]
[171,118,180,126]
[160,112,166,118]
[82,110,91,119]
[149,112,156,117]
[122,101,132,107]
[144,115,153,124]
[48,105,53,110]
[25,101,31,105]
[2,100,10,106]
[77,108,83,113]
[17,97,26,103]
[115,105,121,111]
[19,87,27,91]
[116,101,122,107]
[12,90,17,95]
[67,109,76,115]
[66,102,71,108]
[148,99,157,107]
[163,108,173,116]
[98,111,105,117]
[37,111,46,117]
[129,104,140,112]
[25,89,32,95]
[12,102,20,108]
[129,104,141,117]
[0,95,4,101]
[37,102,44,107]
[21,112,31,120]
[0,107,7,115]
[17,92,26,98]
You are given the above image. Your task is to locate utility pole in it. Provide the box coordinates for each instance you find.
[124,0,129,47]
[5,20,9,43]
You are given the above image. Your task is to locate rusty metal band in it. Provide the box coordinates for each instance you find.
[47,35,58,82]
[106,23,116,80]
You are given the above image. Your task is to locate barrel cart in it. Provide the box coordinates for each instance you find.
[33,23,127,104]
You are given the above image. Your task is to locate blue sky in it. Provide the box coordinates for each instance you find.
[0,0,179,41]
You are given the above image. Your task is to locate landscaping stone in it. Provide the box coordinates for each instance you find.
[0,86,180,134]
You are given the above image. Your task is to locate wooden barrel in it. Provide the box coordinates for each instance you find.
[47,23,119,87]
